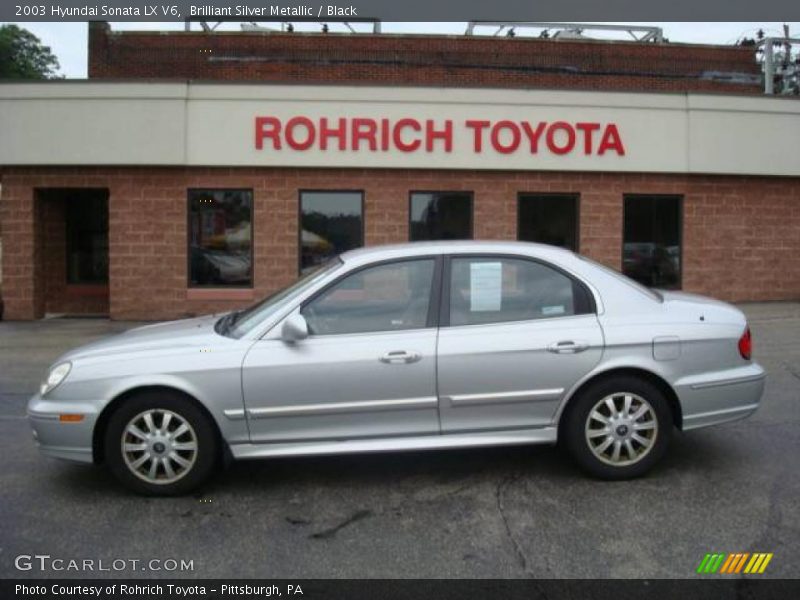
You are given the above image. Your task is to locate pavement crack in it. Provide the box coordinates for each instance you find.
[309,509,373,540]
[495,474,530,575]
[783,361,800,382]
[750,468,786,558]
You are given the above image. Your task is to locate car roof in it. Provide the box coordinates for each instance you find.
[340,240,576,266]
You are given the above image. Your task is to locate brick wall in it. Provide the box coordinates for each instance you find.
[1,167,798,320]
[87,22,761,94]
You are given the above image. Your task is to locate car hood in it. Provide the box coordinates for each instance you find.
[659,290,745,324]
[59,314,224,362]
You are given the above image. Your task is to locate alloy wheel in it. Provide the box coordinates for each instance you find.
[584,392,658,467]
[121,409,198,485]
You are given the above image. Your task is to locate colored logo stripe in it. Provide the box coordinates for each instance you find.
[697,553,725,573]
[720,553,749,574]
[697,553,773,574]
[745,553,774,574]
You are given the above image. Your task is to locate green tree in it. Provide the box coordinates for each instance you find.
[0,24,61,79]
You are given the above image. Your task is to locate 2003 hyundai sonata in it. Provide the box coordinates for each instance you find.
[28,241,765,495]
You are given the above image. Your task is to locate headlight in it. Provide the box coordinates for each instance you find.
[40,362,72,396]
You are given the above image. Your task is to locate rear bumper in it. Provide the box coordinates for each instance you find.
[674,363,766,431]
[27,394,98,464]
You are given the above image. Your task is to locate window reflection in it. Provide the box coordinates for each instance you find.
[518,194,578,251]
[188,189,253,287]
[623,195,682,289]
[410,192,472,241]
[300,191,363,275]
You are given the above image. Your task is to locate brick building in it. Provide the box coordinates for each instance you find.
[0,23,798,320]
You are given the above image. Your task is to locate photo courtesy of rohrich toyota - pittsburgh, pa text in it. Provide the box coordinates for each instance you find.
[0,1,799,599]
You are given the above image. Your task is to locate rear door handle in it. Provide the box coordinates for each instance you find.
[547,340,590,354]
[380,350,421,364]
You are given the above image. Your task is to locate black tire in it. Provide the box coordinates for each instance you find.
[563,376,672,480]
[104,391,219,496]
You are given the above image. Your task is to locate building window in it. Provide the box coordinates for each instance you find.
[65,190,109,284]
[410,192,473,241]
[188,189,253,287]
[623,195,682,289]
[518,193,579,251]
[300,191,364,275]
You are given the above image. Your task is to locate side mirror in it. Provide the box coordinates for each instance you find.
[281,312,309,343]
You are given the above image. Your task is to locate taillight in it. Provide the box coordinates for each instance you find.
[738,326,752,360]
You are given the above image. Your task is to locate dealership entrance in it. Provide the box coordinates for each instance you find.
[36,189,109,316]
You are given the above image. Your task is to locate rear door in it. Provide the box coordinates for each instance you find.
[437,255,603,433]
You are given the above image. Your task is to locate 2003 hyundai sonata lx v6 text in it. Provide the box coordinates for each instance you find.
[28,241,766,495]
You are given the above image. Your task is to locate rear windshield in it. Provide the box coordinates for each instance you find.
[578,256,663,302]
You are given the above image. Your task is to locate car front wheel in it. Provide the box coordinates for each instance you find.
[104,392,218,495]
[563,377,672,479]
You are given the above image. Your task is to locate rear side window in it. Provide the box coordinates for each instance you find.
[448,257,592,327]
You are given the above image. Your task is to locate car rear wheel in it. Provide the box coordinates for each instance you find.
[563,377,672,479]
[104,392,218,495]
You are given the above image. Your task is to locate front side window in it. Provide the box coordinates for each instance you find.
[188,189,253,287]
[410,192,472,241]
[225,259,342,339]
[518,193,578,251]
[302,259,435,335]
[623,195,682,289]
[300,191,363,275]
[449,257,590,327]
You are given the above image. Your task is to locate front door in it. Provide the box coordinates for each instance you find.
[242,257,441,443]
[437,255,603,433]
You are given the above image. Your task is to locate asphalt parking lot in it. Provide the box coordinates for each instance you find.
[1,304,798,579]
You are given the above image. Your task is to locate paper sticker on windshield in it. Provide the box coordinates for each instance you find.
[470,262,502,312]
[542,305,566,316]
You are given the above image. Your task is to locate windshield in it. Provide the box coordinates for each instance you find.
[578,256,663,302]
[219,258,342,338]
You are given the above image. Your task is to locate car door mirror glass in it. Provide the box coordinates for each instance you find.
[281,312,309,343]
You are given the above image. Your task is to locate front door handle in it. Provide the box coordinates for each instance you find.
[547,340,590,354]
[380,350,421,364]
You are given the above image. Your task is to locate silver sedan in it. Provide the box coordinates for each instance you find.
[27,241,765,495]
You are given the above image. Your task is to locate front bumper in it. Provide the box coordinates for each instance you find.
[675,362,766,431]
[27,394,98,464]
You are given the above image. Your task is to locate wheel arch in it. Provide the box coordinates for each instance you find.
[92,385,226,465]
[556,367,683,439]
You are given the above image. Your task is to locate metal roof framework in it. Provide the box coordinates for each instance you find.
[465,22,664,42]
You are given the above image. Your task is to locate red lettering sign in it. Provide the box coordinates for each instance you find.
[284,116,315,151]
[521,122,546,153]
[393,118,422,152]
[546,121,576,155]
[254,116,625,157]
[490,121,521,154]
[465,120,490,152]
[598,124,626,155]
[320,117,346,151]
